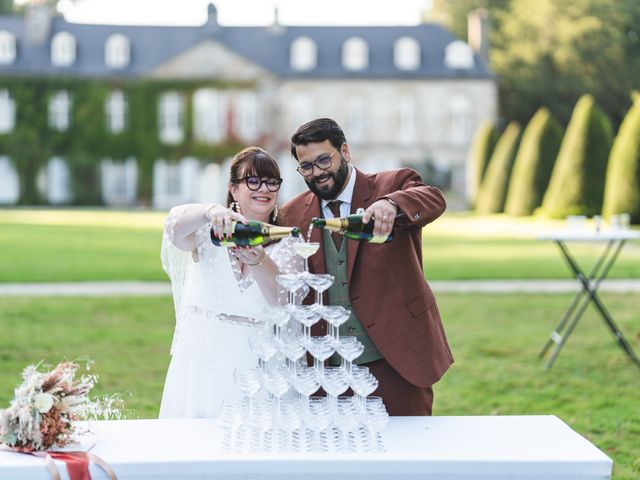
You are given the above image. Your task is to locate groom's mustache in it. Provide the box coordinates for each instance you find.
[311,173,332,184]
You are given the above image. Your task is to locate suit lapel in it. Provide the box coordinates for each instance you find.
[347,169,372,282]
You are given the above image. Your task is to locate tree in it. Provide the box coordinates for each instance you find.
[466,120,499,206]
[541,95,613,218]
[504,107,564,216]
[475,121,521,214]
[602,97,640,223]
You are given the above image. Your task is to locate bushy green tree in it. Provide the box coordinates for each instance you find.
[467,120,499,206]
[475,121,521,214]
[541,95,613,218]
[602,97,640,223]
[504,108,564,216]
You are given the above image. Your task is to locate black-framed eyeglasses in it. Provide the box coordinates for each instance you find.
[234,176,283,192]
[296,148,339,176]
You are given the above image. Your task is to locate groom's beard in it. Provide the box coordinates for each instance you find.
[305,157,350,200]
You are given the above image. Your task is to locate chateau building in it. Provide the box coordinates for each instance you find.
[0,4,496,208]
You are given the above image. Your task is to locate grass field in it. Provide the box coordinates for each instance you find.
[0,294,638,478]
[1,208,639,281]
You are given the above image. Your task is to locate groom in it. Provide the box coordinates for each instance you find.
[280,118,453,416]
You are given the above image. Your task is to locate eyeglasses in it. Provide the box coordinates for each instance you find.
[296,148,339,176]
[235,176,283,192]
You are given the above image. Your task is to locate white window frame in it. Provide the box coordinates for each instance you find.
[290,37,317,71]
[342,37,368,71]
[51,31,76,67]
[235,91,258,142]
[48,91,71,131]
[0,89,16,133]
[193,88,226,143]
[159,91,185,145]
[0,30,16,65]
[106,90,127,134]
[445,40,475,70]
[398,93,417,145]
[105,33,130,69]
[448,95,472,144]
[394,36,420,71]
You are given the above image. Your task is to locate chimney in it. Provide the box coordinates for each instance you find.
[467,8,490,64]
[205,2,219,32]
[268,6,285,35]
[25,4,52,45]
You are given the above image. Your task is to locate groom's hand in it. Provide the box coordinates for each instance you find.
[362,199,398,238]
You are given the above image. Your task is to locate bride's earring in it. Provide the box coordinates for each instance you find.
[229,200,241,213]
[271,204,279,223]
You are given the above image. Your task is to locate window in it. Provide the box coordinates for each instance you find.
[290,37,317,71]
[398,93,417,144]
[51,32,76,66]
[236,91,258,141]
[291,94,313,132]
[48,91,71,131]
[445,40,475,70]
[448,95,472,144]
[0,31,16,65]
[346,95,366,143]
[105,34,130,69]
[193,89,226,143]
[106,90,127,134]
[394,36,420,71]
[0,89,15,133]
[342,37,368,71]
[159,92,184,144]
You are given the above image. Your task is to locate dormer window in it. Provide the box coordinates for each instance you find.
[394,36,420,71]
[48,91,71,131]
[290,37,317,71]
[445,40,475,69]
[106,90,127,134]
[0,31,16,65]
[342,37,368,71]
[105,34,130,69]
[0,89,15,133]
[51,32,76,66]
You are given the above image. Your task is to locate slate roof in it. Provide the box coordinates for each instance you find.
[0,10,492,80]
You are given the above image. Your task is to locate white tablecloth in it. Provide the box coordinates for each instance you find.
[0,416,613,480]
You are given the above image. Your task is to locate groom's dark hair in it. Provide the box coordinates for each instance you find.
[290,118,347,160]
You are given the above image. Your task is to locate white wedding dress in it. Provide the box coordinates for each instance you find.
[159,218,304,418]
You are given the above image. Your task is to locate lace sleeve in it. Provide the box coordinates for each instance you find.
[268,236,310,304]
[161,214,193,313]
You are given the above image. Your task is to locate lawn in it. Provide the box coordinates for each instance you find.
[0,294,638,478]
[1,209,639,282]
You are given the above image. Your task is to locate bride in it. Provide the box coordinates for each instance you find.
[159,147,304,418]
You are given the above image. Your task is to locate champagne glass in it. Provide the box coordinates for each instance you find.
[280,331,306,376]
[335,336,364,375]
[233,366,262,416]
[293,305,322,341]
[248,333,278,369]
[334,396,360,452]
[306,336,335,379]
[264,305,293,341]
[304,396,330,452]
[322,305,351,340]
[293,241,320,273]
[276,274,306,305]
[277,397,302,452]
[362,396,389,452]
[260,366,290,420]
[321,366,349,415]
[350,367,379,412]
[305,274,335,306]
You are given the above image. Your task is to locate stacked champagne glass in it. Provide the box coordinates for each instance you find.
[219,241,389,453]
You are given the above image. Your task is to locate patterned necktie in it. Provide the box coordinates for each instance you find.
[327,200,343,249]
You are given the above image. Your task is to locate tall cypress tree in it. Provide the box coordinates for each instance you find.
[475,121,521,214]
[603,97,640,223]
[541,95,613,218]
[504,107,564,216]
[467,120,499,207]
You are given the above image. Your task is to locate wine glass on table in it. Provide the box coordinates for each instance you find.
[233,366,262,417]
[304,396,330,452]
[362,396,389,452]
[350,366,379,413]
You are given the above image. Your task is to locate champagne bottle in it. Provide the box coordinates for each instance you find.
[210,220,300,247]
[311,214,395,243]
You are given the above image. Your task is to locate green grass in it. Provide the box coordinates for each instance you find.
[1,209,639,282]
[0,294,638,478]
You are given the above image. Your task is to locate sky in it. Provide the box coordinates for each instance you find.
[43,0,432,27]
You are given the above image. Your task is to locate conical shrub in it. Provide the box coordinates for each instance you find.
[504,108,564,216]
[603,97,640,224]
[541,95,613,218]
[467,121,499,206]
[475,122,521,214]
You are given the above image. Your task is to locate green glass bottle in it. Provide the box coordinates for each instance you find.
[210,220,300,247]
[311,214,394,243]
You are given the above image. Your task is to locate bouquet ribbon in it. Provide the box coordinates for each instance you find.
[1,446,117,480]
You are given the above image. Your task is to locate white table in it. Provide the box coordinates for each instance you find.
[538,229,640,368]
[0,416,613,479]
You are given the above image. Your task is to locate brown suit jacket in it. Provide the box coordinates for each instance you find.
[280,167,453,388]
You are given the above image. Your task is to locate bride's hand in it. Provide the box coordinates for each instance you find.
[207,204,248,239]
[232,246,266,267]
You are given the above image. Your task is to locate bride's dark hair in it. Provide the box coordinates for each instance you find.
[227,146,281,223]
